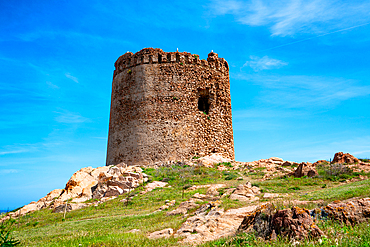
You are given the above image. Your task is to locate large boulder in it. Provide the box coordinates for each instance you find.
[175,205,258,243]
[238,203,323,240]
[314,198,370,225]
[293,162,318,178]
[332,152,359,164]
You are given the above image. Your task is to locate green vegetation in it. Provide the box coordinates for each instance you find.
[0,219,20,246]
[8,163,370,246]
[316,163,365,182]
[202,220,370,247]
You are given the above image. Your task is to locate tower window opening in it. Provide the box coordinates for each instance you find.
[198,89,210,114]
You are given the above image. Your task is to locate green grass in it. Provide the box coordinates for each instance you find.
[253,176,327,194]
[301,179,370,202]
[8,163,370,246]
[201,220,370,247]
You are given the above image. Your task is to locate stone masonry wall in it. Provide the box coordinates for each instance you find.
[106,48,234,166]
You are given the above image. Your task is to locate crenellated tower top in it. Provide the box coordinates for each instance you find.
[113,48,229,78]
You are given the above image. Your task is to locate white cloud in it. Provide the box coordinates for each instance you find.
[210,0,370,36]
[233,73,370,108]
[65,73,79,83]
[243,55,288,71]
[54,111,89,124]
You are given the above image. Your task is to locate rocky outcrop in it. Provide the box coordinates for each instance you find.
[242,157,293,180]
[2,164,145,220]
[292,162,318,178]
[332,152,359,164]
[313,198,370,225]
[175,205,258,243]
[238,203,323,240]
[198,153,232,168]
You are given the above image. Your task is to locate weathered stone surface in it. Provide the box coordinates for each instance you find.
[107,48,234,167]
[38,189,63,202]
[167,200,199,216]
[243,158,294,180]
[332,152,359,164]
[148,228,174,239]
[317,198,370,225]
[229,182,260,202]
[2,165,146,220]
[175,205,257,243]
[58,167,98,202]
[141,181,168,194]
[198,154,232,168]
[238,203,323,240]
[53,203,88,213]
[272,206,323,239]
[293,162,318,178]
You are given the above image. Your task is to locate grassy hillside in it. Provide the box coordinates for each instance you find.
[6,163,370,246]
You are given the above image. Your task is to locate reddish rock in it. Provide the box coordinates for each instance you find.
[332,152,359,164]
[238,203,323,240]
[320,198,370,225]
[293,162,318,178]
[272,207,323,239]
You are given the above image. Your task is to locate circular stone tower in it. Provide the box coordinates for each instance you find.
[106,48,234,166]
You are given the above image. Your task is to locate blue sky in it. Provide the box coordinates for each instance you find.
[1,0,370,210]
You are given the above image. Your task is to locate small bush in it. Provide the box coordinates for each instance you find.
[317,163,359,181]
[0,219,21,246]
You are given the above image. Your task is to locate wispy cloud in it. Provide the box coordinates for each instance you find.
[0,169,19,174]
[243,55,288,71]
[210,0,370,36]
[0,144,37,156]
[233,73,370,108]
[65,73,78,83]
[46,81,59,89]
[54,110,89,124]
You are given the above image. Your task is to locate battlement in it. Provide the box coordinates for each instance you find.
[114,48,229,78]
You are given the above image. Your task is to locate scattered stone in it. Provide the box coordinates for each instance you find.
[127,229,141,233]
[148,228,173,239]
[159,200,176,211]
[263,193,279,199]
[229,182,260,202]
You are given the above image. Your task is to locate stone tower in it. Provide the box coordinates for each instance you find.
[106,48,234,166]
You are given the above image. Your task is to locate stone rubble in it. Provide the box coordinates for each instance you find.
[229,182,260,202]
